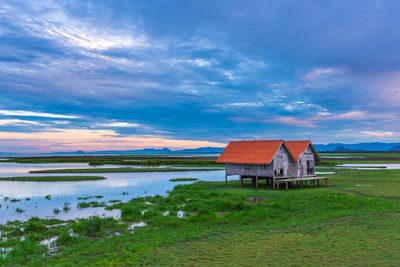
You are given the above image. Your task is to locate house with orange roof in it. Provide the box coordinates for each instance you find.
[216,140,322,189]
[285,140,321,177]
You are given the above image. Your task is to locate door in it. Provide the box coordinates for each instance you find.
[284,161,288,176]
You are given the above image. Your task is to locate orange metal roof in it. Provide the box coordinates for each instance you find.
[285,140,312,162]
[216,140,285,164]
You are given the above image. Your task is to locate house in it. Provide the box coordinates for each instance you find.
[285,140,321,177]
[216,139,325,190]
[216,140,298,187]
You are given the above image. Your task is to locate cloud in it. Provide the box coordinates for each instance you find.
[170,58,216,67]
[302,68,343,80]
[361,131,396,137]
[1,2,152,52]
[0,119,48,126]
[96,122,142,128]
[266,116,317,128]
[0,128,226,153]
[338,111,366,119]
[52,121,70,125]
[216,102,264,109]
[320,110,396,120]
[0,109,78,119]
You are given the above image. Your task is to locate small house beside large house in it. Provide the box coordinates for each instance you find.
[217,140,326,190]
[285,140,321,177]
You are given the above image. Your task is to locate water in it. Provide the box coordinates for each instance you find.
[320,156,366,159]
[0,162,228,224]
[338,164,400,169]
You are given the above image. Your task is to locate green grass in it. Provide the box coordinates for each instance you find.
[89,159,223,166]
[0,176,106,182]
[169,178,199,182]
[5,156,222,166]
[29,167,221,173]
[320,152,400,157]
[318,159,400,165]
[1,168,400,265]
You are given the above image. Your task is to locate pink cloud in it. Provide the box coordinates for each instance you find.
[266,116,317,127]
[0,128,227,153]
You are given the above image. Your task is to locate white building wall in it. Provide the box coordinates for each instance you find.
[225,145,297,178]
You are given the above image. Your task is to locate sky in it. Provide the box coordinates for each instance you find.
[0,0,400,153]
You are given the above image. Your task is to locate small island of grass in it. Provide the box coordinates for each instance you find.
[29,167,220,173]
[0,176,106,182]
[169,178,199,182]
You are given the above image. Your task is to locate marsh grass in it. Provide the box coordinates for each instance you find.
[169,178,199,182]
[53,209,61,215]
[72,217,122,237]
[0,176,105,182]
[15,208,24,213]
[30,167,220,173]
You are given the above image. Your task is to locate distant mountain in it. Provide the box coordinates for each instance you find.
[390,145,400,151]
[333,145,357,152]
[314,142,400,152]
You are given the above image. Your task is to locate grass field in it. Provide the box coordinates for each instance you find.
[29,167,221,173]
[0,176,105,182]
[1,168,400,266]
[4,157,223,166]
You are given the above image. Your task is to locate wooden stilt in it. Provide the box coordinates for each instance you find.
[239,176,243,187]
[285,182,288,191]
[300,181,303,189]
[255,176,259,188]
[225,174,228,186]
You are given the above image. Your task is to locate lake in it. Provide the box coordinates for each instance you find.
[0,162,227,224]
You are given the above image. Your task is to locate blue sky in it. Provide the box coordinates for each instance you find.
[0,0,399,152]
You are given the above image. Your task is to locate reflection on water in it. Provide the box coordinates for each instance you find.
[0,162,228,224]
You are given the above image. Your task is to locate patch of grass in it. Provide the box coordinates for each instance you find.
[77,196,92,200]
[0,176,105,182]
[169,178,199,182]
[77,202,91,209]
[45,195,51,200]
[72,217,121,237]
[30,168,220,173]
[53,209,61,215]
[88,159,223,166]
[5,156,221,166]
[56,230,79,246]
[15,208,24,213]
[62,206,71,213]
[120,205,143,221]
